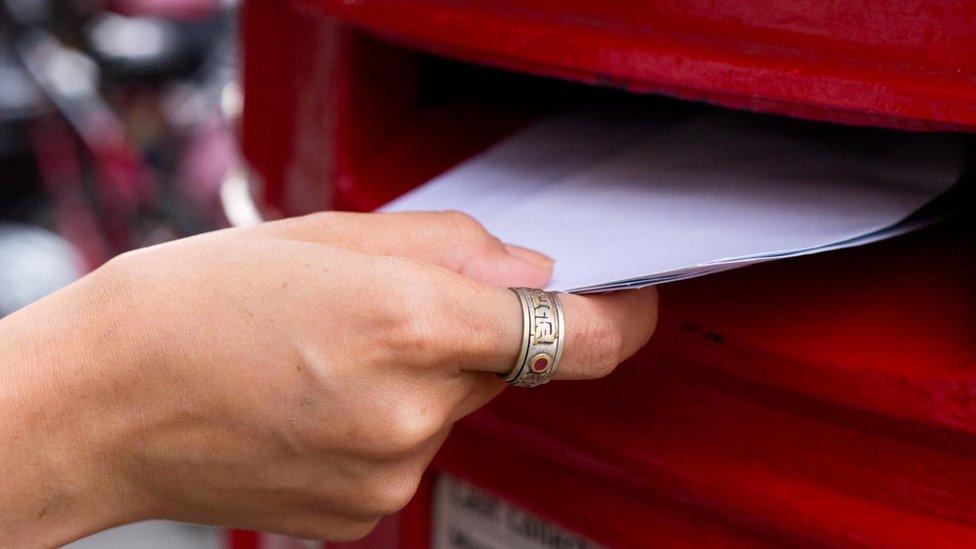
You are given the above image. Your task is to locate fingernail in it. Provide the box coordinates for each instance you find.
[504,244,555,269]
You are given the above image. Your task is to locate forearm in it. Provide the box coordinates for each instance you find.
[0,267,149,546]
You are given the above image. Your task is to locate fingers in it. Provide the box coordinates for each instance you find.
[259,513,380,543]
[503,243,554,271]
[329,425,452,522]
[420,285,657,428]
[268,210,553,288]
[427,286,658,430]
[554,287,659,379]
[439,280,659,381]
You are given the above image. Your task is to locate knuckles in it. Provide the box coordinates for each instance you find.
[366,400,445,460]
[441,210,488,239]
[328,520,383,543]
[376,263,458,368]
[365,471,424,516]
[341,417,435,516]
[292,473,418,539]
[284,516,381,543]
[387,304,443,365]
[298,210,347,229]
[441,210,502,251]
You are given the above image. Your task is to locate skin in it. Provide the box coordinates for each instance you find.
[0,211,658,546]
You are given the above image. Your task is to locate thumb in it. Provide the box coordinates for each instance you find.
[268,210,554,288]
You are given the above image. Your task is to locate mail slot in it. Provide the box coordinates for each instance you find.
[238,1,976,546]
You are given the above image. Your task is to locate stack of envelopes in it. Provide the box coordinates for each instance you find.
[383,104,966,293]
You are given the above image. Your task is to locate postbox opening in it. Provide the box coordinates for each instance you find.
[239,11,976,547]
[242,18,976,408]
[301,31,971,215]
[317,31,707,213]
[301,28,976,407]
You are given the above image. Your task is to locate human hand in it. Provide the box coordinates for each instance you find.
[0,211,658,544]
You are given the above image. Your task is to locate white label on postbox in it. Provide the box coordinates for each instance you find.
[432,475,600,549]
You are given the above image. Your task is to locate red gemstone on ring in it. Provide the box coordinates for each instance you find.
[531,354,551,373]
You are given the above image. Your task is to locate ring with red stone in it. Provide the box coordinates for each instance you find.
[503,287,565,388]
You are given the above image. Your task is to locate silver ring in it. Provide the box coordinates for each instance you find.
[504,288,565,387]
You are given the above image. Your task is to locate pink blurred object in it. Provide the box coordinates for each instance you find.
[106,0,223,21]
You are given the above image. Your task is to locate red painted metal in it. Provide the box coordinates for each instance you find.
[240,0,976,546]
[434,217,976,547]
[300,0,976,133]
[225,529,260,549]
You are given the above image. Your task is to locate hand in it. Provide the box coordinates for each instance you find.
[0,211,658,544]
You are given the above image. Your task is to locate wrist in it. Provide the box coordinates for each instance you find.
[0,260,156,545]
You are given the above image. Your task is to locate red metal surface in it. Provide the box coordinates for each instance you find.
[225,530,260,549]
[243,0,539,214]
[434,217,976,547]
[240,0,976,546]
[299,0,976,133]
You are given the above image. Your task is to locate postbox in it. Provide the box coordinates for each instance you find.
[237,1,976,546]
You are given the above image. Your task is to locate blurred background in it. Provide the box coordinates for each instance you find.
[1,0,254,545]
[0,0,256,316]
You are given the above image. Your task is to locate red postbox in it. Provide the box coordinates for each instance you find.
[237,1,976,546]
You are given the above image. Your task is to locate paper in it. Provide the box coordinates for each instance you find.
[382,105,965,292]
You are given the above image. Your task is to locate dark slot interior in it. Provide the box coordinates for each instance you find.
[334,32,972,211]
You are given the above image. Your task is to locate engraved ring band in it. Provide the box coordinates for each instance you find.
[503,287,565,388]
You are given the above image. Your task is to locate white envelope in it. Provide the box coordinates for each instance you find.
[383,105,965,292]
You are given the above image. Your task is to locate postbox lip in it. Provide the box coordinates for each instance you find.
[295,0,976,134]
